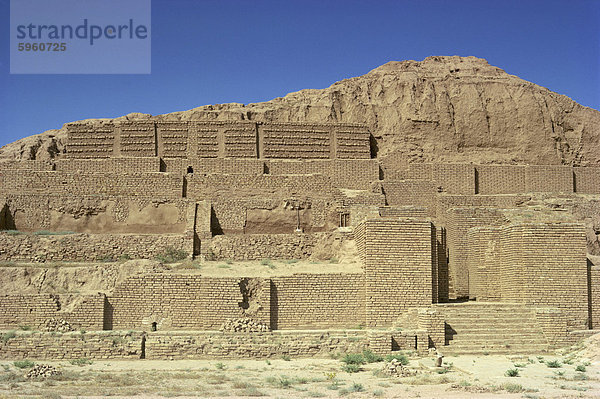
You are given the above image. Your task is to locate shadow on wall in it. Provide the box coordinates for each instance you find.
[0,204,16,230]
[369,134,378,159]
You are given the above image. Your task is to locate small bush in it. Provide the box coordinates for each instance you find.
[505,368,519,377]
[385,353,409,365]
[18,325,32,331]
[260,259,273,266]
[349,382,364,392]
[34,230,74,236]
[373,389,384,397]
[13,360,34,369]
[70,358,93,366]
[215,362,227,370]
[342,353,365,365]
[281,354,291,361]
[341,364,361,373]
[362,349,383,363]
[1,330,16,343]
[546,360,562,368]
[306,391,326,398]
[118,254,132,262]
[329,257,339,264]
[155,247,187,264]
[502,383,525,393]
[575,364,586,372]
[286,259,299,264]
[513,363,526,368]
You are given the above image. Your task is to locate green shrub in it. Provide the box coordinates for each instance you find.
[281,354,291,361]
[329,257,339,264]
[70,358,93,366]
[502,383,525,393]
[18,325,32,331]
[33,230,75,236]
[155,247,188,263]
[215,362,227,370]
[341,364,361,373]
[286,259,299,264]
[1,330,16,343]
[505,368,519,377]
[546,360,562,368]
[575,364,587,372]
[341,353,365,365]
[349,383,364,392]
[362,349,383,363]
[13,360,34,369]
[385,353,409,365]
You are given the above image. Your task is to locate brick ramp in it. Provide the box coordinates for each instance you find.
[434,303,551,354]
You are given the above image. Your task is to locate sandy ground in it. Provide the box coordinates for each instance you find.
[1,349,600,398]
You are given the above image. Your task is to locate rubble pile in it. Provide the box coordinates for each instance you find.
[26,364,60,379]
[219,318,270,332]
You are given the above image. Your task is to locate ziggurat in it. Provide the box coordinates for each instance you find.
[1,119,599,359]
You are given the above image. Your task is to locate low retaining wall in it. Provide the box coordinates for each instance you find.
[203,233,331,260]
[0,331,144,360]
[0,232,191,262]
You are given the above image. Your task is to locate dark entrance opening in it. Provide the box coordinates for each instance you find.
[151,322,157,331]
[187,166,194,174]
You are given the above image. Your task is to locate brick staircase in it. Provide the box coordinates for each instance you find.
[434,302,551,354]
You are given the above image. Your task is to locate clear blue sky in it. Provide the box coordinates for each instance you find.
[0,0,598,148]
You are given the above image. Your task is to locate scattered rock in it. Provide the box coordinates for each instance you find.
[381,358,418,377]
[26,364,60,378]
[219,317,270,333]
[44,318,73,332]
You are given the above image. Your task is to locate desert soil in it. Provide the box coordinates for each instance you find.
[1,346,600,399]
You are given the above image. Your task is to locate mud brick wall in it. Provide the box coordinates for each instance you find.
[66,122,115,158]
[55,157,160,173]
[378,206,428,219]
[499,223,588,329]
[574,167,600,194]
[0,294,104,330]
[445,207,508,299]
[466,227,502,301]
[0,170,183,199]
[0,232,189,262]
[534,308,570,347]
[144,330,367,359]
[267,159,379,190]
[589,266,600,329]
[433,164,475,195]
[261,124,331,159]
[270,273,365,329]
[0,160,55,171]
[108,275,270,330]
[0,194,51,231]
[525,166,573,192]
[0,331,144,360]
[335,128,371,159]
[204,233,323,260]
[379,180,438,216]
[436,194,530,221]
[435,226,449,303]
[224,124,258,158]
[158,122,188,158]
[476,165,527,194]
[357,219,434,327]
[119,121,156,157]
[208,197,331,234]
[186,174,335,198]
[0,194,189,234]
